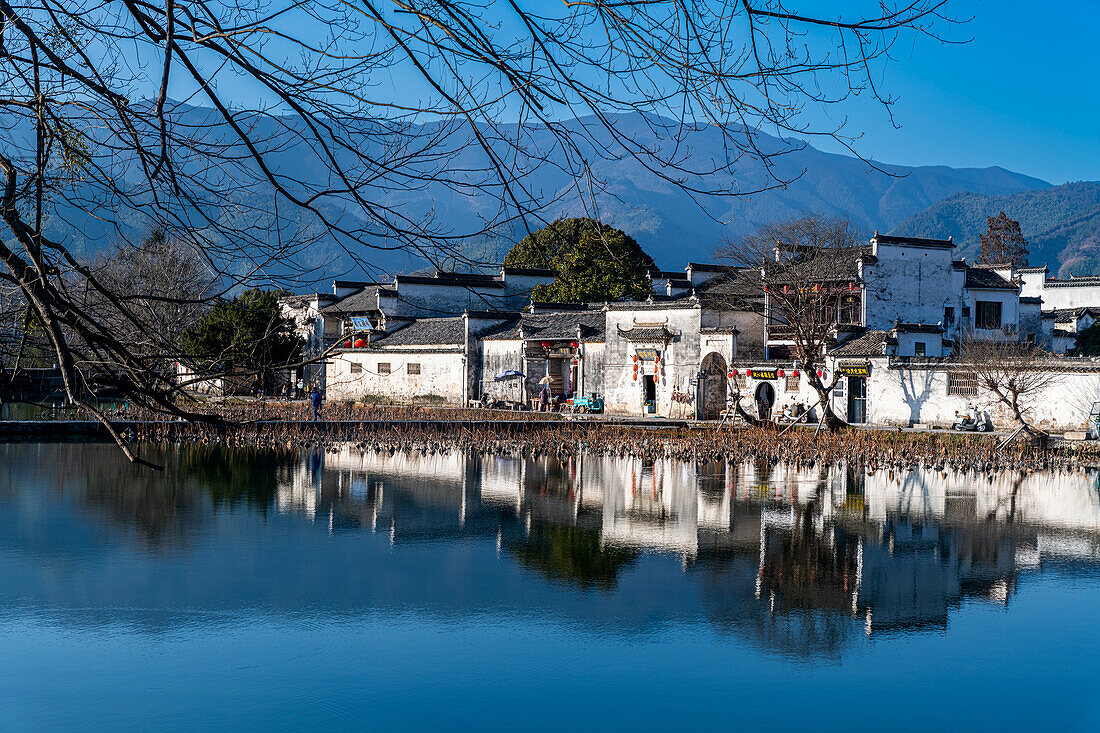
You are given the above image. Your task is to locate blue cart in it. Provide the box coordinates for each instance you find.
[571,393,605,414]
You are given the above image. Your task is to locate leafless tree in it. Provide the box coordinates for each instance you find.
[85,229,217,360]
[716,216,868,428]
[958,335,1059,440]
[0,1,962,457]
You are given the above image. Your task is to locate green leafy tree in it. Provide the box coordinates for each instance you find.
[978,212,1029,267]
[504,218,654,302]
[182,289,301,391]
[1072,321,1100,356]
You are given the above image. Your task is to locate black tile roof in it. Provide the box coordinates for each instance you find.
[1042,307,1100,322]
[830,330,891,357]
[1045,276,1100,287]
[692,269,763,308]
[322,285,383,314]
[395,274,507,289]
[368,317,466,346]
[481,311,606,341]
[617,325,678,343]
[604,299,701,310]
[687,262,739,273]
[874,233,955,249]
[964,267,1017,290]
[501,266,557,277]
[892,322,944,334]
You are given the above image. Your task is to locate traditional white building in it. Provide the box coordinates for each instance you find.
[286,228,1100,430]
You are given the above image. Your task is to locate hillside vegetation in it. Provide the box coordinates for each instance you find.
[892,181,1100,276]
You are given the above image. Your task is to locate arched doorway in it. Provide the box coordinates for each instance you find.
[754,381,775,421]
[699,352,727,420]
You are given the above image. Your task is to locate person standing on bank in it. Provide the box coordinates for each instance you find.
[311,385,323,421]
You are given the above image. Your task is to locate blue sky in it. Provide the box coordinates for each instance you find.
[801,0,1098,184]
[193,0,1096,186]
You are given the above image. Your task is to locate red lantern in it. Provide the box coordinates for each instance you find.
[343,340,352,348]
[633,354,638,363]
[727,372,733,379]
[746,369,754,378]
[817,370,823,378]
[778,369,785,377]
[570,341,579,348]
[732,369,739,376]
[792,370,800,378]
[541,341,550,349]
[353,339,367,348]
[849,281,856,291]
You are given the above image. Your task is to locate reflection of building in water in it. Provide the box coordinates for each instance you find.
[275,450,323,519]
[289,446,1100,639]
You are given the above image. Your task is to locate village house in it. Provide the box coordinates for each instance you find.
[479,305,606,407]
[325,312,518,404]
[278,227,1100,431]
[281,266,557,390]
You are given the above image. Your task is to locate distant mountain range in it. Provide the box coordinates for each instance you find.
[891,181,1100,276]
[446,114,1051,269]
[26,109,1060,280]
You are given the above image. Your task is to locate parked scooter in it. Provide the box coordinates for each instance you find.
[952,406,990,433]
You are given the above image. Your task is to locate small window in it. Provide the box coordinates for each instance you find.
[947,372,978,397]
[785,374,799,392]
[730,373,747,390]
[944,306,955,327]
[350,362,362,374]
[378,362,391,374]
[407,362,421,375]
[914,341,926,356]
[976,301,1003,330]
[962,306,971,319]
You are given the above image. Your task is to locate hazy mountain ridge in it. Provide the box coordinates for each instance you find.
[890,181,1100,276]
[25,109,1052,280]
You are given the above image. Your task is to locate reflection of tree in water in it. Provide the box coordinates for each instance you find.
[177,444,294,512]
[45,444,294,548]
[507,522,638,591]
[759,504,860,612]
[690,549,859,661]
[688,502,862,661]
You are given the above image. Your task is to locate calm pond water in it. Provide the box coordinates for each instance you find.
[2,443,1099,731]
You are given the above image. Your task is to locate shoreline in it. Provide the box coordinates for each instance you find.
[4,408,1097,472]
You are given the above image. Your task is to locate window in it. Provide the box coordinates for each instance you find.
[731,374,747,390]
[962,306,971,319]
[914,341,926,357]
[378,362,391,374]
[407,362,421,375]
[944,306,955,327]
[839,294,861,325]
[785,374,799,392]
[350,362,362,374]
[975,301,1003,330]
[947,372,978,397]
